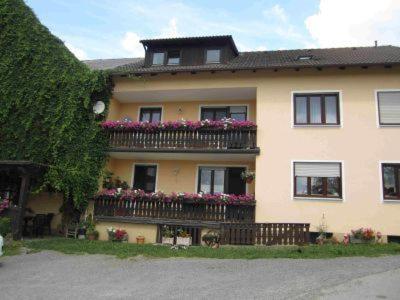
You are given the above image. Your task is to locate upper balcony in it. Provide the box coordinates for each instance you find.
[103,119,258,154]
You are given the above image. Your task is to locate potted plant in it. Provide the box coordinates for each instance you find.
[176,228,192,246]
[161,225,174,245]
[202,230,220,248]
[77,221,87,239]
[107,227,128,242]
[136,235,145,244]
[240,171,255,184]
[350,228,375,244]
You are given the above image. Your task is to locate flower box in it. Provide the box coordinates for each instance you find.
[176,236,192,246]
[162,237,174,245]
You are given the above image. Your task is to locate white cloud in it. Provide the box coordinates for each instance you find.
[263,4,287,23]
[306,0,400,47]
[160,18,179,38]
[65,42,88,60]
[121,32,144,57]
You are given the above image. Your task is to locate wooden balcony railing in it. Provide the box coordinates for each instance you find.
[104,127,257,152]
[94,198,255,224]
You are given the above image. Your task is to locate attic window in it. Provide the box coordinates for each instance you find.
[298,55,313,61]
[167,50,180,65]
[206,49,221,64]
[152,52,164,65]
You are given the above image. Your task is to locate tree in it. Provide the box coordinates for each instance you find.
[0,0,112,208]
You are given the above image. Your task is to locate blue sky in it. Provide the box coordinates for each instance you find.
[25,0,400,60]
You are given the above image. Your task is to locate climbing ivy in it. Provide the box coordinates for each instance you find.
[0,0,113,207]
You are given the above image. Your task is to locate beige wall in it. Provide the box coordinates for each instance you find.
[108,99,256,122]
[107,158,255,194]
[27,192,63,231]
[108,67,400,236]
[96,221,157,243]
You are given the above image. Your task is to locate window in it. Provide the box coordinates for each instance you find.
[382,164,400,200]
[206,49,221,63]
[294,93,340,125]
[294,162,342,199]
[377,91,400,125]
[139,107,162,123]
[152,52,164,65]
[200,106,247,121]
[167,50,180,65]
[198,167,246,195]
[133,165,157,193]
[297,55,313,61]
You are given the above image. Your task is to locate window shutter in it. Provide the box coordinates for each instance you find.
[295,162,341,177]
[378,92,400,124]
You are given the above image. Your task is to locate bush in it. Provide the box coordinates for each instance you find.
[0,217,11,236]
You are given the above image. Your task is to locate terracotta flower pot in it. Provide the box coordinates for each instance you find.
[136,236,145,244]
[246,178,253,184]
[87,234,96,241]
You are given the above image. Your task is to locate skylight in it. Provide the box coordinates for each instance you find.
[297,55,313,61]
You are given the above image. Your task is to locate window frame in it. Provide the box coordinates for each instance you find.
[132,163,158,193]
[380,162,400,201]
[205,48,222,64]
[292,92,341,126]
[138,106,163,123]
[199,105,248,121]
[196,165,248,195]
[292,161,344,201]
[166,49,181,65]
[375,89,400,127]
[151,52,165,66]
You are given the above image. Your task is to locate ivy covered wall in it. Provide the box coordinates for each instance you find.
[0,0,113,207]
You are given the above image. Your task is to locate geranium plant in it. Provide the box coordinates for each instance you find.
[0,197,10,214]
[350,228,376,242]
[107,227,128,242]
[101,118,256,131]
[95,189,255,206]
[241,171,255,183]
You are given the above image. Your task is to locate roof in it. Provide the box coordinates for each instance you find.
[140,35,239,55]
[83,58,142,70]
[83,45,400,75]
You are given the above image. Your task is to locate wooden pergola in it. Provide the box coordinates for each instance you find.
[0,161,47,240]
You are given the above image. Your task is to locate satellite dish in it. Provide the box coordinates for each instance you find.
[93,101,105,114]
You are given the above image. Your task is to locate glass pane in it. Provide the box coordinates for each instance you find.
[325,96,338,124]
[310,177,324,195]
[327,177,340,197]
[152,111,161,122]
[200,169,212,193]
[152,52,164,65]
[295,96,307,123]
[295,177,308,195]
[201,110,214,121]
[214,170,225,194]
[310,96,322,123]
[230,106,247,121]
[229,106,246,113]
[206,49,220,63]
[215,110,228,120]
[140,111,150,122]
[383,166,398,198]
[167,51,180,65]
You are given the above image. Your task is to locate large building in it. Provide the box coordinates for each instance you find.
[83,35,400,244]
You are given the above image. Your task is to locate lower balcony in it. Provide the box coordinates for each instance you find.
[102,120,258,154]
[93,190,255,227]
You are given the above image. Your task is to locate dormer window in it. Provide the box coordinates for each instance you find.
[152,52,165,65]
[167,50,180,65]
[297,55,313,61]
[206,49,221,64]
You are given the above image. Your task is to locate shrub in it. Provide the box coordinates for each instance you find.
[0,217,11,236]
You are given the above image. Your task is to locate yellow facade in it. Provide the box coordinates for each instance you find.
[26,192,63,231]
[104,66,400,238]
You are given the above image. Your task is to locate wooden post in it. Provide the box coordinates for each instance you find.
[13,173,30,240]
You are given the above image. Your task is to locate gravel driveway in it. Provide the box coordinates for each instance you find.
[1,251,400,299]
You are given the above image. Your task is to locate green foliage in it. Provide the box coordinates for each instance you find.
[0,217,11,236]
[0,0,113,207]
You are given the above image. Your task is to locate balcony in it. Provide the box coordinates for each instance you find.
[102,120,259,155]
[93,190,256,227]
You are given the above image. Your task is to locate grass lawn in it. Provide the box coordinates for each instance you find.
[23,238,400,259]
[3,241,23,256]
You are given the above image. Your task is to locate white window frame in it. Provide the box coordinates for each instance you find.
[291,90,343,128]
[291,160,345,202]
[375,89,400,128]
[198,104,250,121]
[131,163,159,192]
[195,164,250,194]
[137,105,164,122]
[379,161,400,203]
